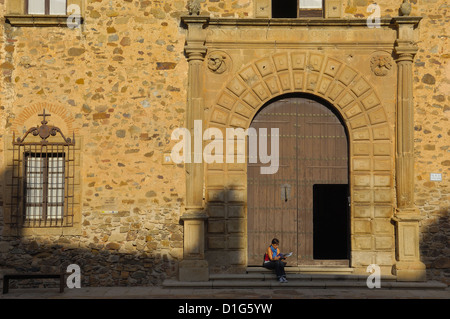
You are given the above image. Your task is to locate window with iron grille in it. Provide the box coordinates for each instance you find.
[24,152,65,221]
[9,110,75,228]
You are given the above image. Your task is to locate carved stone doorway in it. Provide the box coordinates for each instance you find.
[247,95,349,266]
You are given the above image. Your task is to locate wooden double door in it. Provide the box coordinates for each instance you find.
[247,96,350,266]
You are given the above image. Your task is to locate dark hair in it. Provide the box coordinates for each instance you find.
[272,238,279,245]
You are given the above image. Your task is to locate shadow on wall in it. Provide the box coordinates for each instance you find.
[1,167,449,288]
[203,186,450,283]
[203,188,248,274]
[0,165,183,289]
[421,208,450,285]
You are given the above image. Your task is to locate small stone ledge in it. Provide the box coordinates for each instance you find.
[5,15,84,27]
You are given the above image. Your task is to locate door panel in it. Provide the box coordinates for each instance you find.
[247,97,348,266]
[247,100,297,265]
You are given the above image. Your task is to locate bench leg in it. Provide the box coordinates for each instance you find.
[59,275,65,293]
[3,278,9,294]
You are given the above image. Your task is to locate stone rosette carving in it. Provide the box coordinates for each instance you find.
[370,55,393,76]
[207,52,229,74]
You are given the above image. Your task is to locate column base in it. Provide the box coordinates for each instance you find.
[393,261,427,282]
[178,259,209,282]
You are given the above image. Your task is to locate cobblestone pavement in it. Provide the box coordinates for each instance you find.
[1,286,449,299]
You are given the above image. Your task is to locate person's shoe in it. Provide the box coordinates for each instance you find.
[278,277,284,283]
[282,276,288,283]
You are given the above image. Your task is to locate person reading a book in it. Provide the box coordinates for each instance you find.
[263,238,289,283]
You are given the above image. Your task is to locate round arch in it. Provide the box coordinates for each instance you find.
[246,94,351,265]
[203,51,395,269]
[206,51,391,145]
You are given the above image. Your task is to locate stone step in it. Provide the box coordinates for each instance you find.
[163,277,448,290]
[247,266,355,275]
[210,273,397,282]
[163,268,448,290]
[163,265,448,290]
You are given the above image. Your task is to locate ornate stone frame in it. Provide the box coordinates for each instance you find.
[179,14,424,282]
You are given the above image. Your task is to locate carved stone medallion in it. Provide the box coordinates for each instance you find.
[207,52,229,74]
[370,55,393,76]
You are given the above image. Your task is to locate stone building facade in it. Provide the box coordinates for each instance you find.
[0,0,448,287]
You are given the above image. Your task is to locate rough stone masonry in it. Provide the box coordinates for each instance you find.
[0,0,448,287]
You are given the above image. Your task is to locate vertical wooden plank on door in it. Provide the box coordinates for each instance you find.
[278,100,297,264]
[296,97,309,263]
[247,99,297,265]
[305,99,317,262]
[298,99,312,264]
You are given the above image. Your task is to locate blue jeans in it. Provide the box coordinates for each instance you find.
[263,260,286,279]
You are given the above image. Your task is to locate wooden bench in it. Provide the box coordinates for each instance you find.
[3,273,65,294]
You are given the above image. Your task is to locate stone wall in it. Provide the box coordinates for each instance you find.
[343,0,449,286]
[0,0,448,286]
[0,0,189,286]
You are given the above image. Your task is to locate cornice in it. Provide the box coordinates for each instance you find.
[182,16,423,28]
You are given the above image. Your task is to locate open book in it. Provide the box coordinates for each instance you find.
[279,252,293,258]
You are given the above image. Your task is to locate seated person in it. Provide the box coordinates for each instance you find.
[263,238,288,283]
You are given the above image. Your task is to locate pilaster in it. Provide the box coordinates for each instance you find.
[179,14,210,282]
[392,16,426,281]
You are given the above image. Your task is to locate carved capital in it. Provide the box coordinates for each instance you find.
[185,45,207,62]
[395,40,418,61]
[182,15,209,62]
[393,16,421,52]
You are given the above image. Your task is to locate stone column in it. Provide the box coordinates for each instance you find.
[178,15,210,282]
[392,16,426,281]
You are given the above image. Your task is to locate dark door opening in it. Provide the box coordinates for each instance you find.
[313,184,349,260]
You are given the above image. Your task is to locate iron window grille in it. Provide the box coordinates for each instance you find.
[9,109,75,228]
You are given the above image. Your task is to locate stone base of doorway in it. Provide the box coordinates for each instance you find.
[163,268,448,290]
